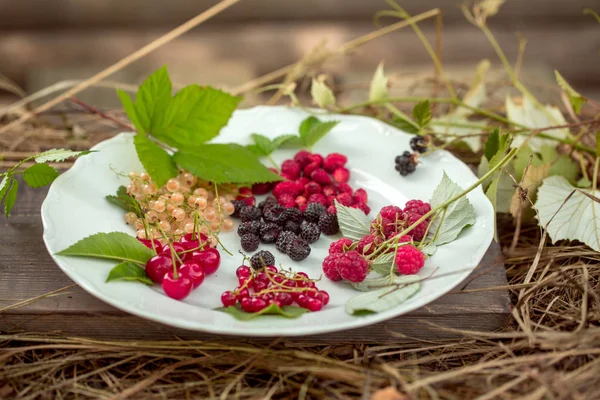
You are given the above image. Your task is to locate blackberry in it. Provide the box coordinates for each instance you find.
[240,206,262,222]
[263,204,286,225]
[230,200,247,219]
[300,222,321,244]
[409,135,428,153]
[237,220,261,236]
[283,220,301,235]
[258,196,277,213]
[250,250,275,269]
[286,237,311,261]
[259,222,280,244]
[276,231,297,253]
[394,151,417,176]
[240,234,260,252]
[283,207,303,223]
[318,213,339,235]
[304,203,327,223]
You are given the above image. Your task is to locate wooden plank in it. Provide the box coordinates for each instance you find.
[0,182,510,343]
[0,0,596,28]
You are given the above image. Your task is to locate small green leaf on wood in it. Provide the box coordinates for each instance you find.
[106,186,141,216]
[133,133,178,187]
[413,100,432,128]
[3,179,18,217]
[216,304,309,320]
[34,149,92,164]
[106,261,153,284]
[335,200,372,241]
[346,275,421,315]
[23,163,59,188]
[555,70,586,114]
[56,232,154,265]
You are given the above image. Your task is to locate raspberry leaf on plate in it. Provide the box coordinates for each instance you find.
[369,253,395,275]
[247,133,298,157]
[346,275,421,315]
[56,232,154,265]
[133,133,178,187]
[106,261,153,285]
[335,200,371,241]
[298,116,339,149]
[34,149,93,164]
[105,186,142,216]
[216,303,309,320]
[349,274,394,292]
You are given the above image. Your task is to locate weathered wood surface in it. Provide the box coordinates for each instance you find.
[0,180,511,343]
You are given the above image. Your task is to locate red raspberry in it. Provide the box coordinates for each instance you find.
[322,184,337,197]
[336,192,354,207]
[323,153,347,172]
[295,195,307,208]
[299,203,308,212]
[303,162,320,177]
[322,254,342,281]
[251,182,273,195]
[357,235,382,255]
[327,205,337,214]
[325,195,335,207]
[281,160,301,180]
[405,212,429,241]
[311,169,332,185]
[353,202,371,215]
[329,238,353,254]
[273,181,302,199]
[307,153,323,167]
[296,177,310,187]
[304,181,322,195]
[371,216,400,238]
[294,150,312,167]
[395,245,424,275]
[379,205,403,221]
[403,200,431,216]
[236,187,255,206]
[278,193,296,208]
[353,188,368,204]
[336,250,369,283]
[333,167,350,183]
[337,182,353,194]
[307,193,328,207]
[388,233,413,243]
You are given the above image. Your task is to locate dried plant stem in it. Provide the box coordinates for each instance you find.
[69,97,134,131]
[0,0,241,136]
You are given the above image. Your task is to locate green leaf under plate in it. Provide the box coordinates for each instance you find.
[216,303,309,320]
[56,232,154,265]
[345,275,421,315]
[133,133,178,187]
[106,261,153,284]
[335,200,372,241]
[22,163,59,188]
[369,252,395,275]
[34,149,91,164]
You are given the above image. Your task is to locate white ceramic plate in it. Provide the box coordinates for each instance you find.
[42,105,493,337]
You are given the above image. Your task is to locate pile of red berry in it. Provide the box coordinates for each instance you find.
[221,251,329,312]
[322,200,431,282]
[140,233,220,300]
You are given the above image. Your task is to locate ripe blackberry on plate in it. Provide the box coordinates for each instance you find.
[318,212,339,235]
[258,196,277,213]
[241,233,260,252]
[304,203,327,223]
[394,151,417,176]
[276,231,297,253]
[237,220,261,236]
[263,204,286,225]
[283,220,301,234]
[240,205,262,222]
[259,222,280,244]
[250,250,275,269]
[283,207,303,223]
[409,135,428,154]
[230,200,247,219]
[286,237,311,261]
[300,222,321,244]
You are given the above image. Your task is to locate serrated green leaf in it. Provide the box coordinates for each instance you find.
[484,129,500,161]
[22,163,59,188]
[577,177,592,188]
[346,275,421,315]
[391,117,419,134]
[370,253,395,275]
[56,232,154,264]
[174,145,283,184]
[421,243,437,256]
[0,175,10,203]
[369,62,388,102]
[151,85,242,148]
[134,66,172,133]
[301,120,339,149]
[250,133,273,156]
[540,145,579,183]
[245,144,263,156]
[271,134,298,150]
[34,149,92,164]
[105,186,141,216]
[488,131,511,172]
[299,116,320,137]
[350,274,394,292]
[216,304,309,320]
[514,147,543,181]
[335,200,371,241]
[106,261,153,284]
[116,89,143,132]
[555,70,586,114]
[413,100,432,128]
[3,179,18,217]
[133,133,178,187]
[279,136,304,149]
[428,173,476,245]
[310,78,336,108]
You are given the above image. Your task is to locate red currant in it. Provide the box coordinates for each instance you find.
[269,299,282,308]
[258,293,274,302]
[265,266,278,274]
[253,280,268,293]
[236,288,250,300]
[179,261,205,289]
[255,272,270,284]
[145,255,173,284]
[221,291,237,307]
[195,248,220,275]
[296,294,310,308]
[250,298,268,312]
[315,290,330,305]
[239,276,253,286]
[306,298,323,311]
[275,292,293,306]
[236,265,252,279]
[240,297,254,312]
[161,271,193,300]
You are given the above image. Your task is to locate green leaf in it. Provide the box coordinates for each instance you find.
[216,304,309,320]
[577,177,592,188]
[310,78,336,108]
[299,116,321,137]
[0,175,10,203]
[279,136,304,149]
[106,261,153,284]
[151,85,242,148]
[133,133,178,187]
[245,144,263,156]
[3,179,18,217]
[391,117,419,134]
[345,275,421,315]
[134,66,172,133]
[174,145,283,184]
[116,89,143,132]
[301,119,339,149]
[34,149,92,164]
[540,145,579,183]
[412,100,432,128]
[250,133,274,156]
[271,134,299,151]
[428,173,476,245]
[335,200,372,241]
[484,129,500,161]
[369,253,395,275]
[105,186,141,215]
[350,274,394,292]
[555,70,586,114]
[56,232,154,264]
[369,62,389,102]
[22,163,59,188]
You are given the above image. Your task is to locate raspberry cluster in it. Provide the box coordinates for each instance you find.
[141,233,220,300]
[321,200,431,282]
[221,251,329,312]
[394,135,430,176]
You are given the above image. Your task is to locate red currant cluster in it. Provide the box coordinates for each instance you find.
[141,233,220,300]
[322,200,431,282]
[220,251,329,313]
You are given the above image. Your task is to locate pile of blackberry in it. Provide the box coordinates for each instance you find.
[394,135,429,176]
[231,198,339,261]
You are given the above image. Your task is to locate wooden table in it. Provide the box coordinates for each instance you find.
[0,182,511,343]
